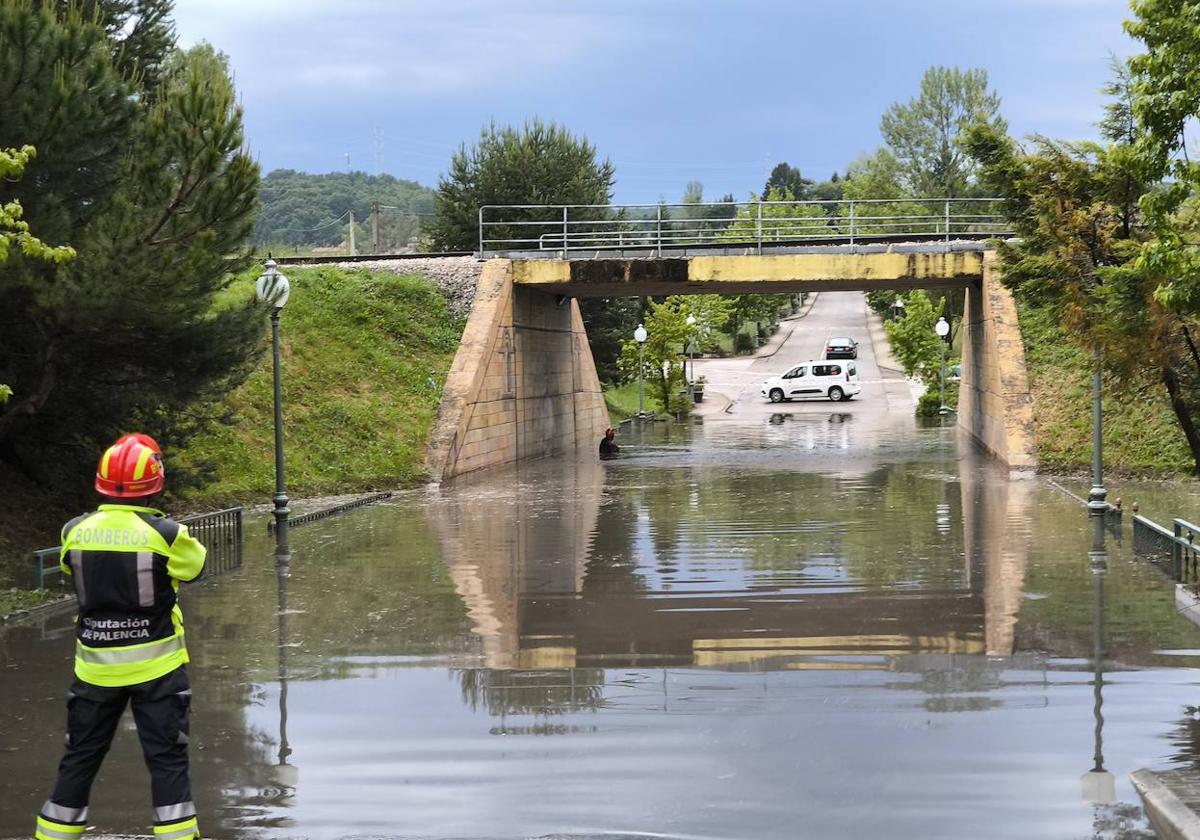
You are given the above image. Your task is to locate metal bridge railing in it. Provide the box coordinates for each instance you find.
[30,506,244,590]
[1133,514,1200,584]
[478,198,1011,257]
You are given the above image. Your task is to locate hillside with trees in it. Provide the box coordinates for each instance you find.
[256,169,435,253]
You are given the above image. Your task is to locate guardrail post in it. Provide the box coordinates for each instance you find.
[656,204,663,258]
[1174,520,1184,580]
[849,202,856,246]
[477,207,485,258]
[944,200,951,243]
[755,201,763,255]
[562,206,569,259]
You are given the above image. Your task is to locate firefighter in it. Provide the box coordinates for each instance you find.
[35,435,206,840]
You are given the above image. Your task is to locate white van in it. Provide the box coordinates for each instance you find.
[760,360,862,403]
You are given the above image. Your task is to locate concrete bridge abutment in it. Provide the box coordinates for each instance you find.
[958,254,1038,475]
[425,259,610,484]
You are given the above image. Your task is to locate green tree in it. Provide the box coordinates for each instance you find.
[427,119,627,380]
[880,66,1006,197]
[882,289,953,390]
[808,172,845,203]
[0,145,75,264]
[1125,0,1200,314]
[0,3,262,490]
[617,296,731,410]
[963,104,1200,470]
[0,142,75,411]
[840,149,933,236]
[762,162,813,201]
[428,118,615,251]
[677,182,738,242]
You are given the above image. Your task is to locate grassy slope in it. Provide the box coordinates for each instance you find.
[176,266,463,507]
[1018,301,1193,476]
[604,381,666,423]
[0,267,464,591]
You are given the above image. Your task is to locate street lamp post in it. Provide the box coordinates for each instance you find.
[634,324,648,418]
[1088,347,1108,517]
[935,316,951,416]
[686,314,697,400]
[256,258,292,545]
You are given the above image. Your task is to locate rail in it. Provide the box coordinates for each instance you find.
[266,491,393,534]
[478,197,1012,257]
[1132,514,1200,584]
[30,506,244,589]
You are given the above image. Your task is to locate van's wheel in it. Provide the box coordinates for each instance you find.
[828,387,845,402]
[769,388,785,403]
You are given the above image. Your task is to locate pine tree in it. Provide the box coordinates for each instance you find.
[0,1,261,491]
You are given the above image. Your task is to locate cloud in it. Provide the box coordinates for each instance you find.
[176,1,645,98]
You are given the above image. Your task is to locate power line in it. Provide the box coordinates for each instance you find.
[267,210,351,234]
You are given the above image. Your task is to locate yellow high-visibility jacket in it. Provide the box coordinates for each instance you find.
[59,504,206,687]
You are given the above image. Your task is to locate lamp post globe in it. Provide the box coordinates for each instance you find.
[935,317,950,416]
[256,257,292,546]
[255,258,291,308]
[892,296,906,321]
[634,324,648,418]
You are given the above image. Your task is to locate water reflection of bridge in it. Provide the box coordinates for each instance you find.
[429,450,1032,673]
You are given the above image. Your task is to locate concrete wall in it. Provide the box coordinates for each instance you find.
[958,254,1038,474]
[511,250,985,297]
[425,259,610,483]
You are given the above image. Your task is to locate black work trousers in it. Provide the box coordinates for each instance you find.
[47,665,193,813]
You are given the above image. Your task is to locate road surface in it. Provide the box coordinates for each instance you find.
[691,291,920,425]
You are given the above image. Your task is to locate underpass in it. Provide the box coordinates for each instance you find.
[691,290,919,422]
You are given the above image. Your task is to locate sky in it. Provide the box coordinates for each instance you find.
[173,0,1138,205]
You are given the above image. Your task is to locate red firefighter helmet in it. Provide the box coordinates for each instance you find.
[115,432,162,457]
[95,435,165,498]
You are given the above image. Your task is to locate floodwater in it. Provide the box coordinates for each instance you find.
[3,418,1200,839]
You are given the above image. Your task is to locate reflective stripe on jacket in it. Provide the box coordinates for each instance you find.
[60,504,206,687]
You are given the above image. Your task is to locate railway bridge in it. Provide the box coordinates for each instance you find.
[425,198,1033,482]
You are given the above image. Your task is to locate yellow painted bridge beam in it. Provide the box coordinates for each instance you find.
[509,250,985,297]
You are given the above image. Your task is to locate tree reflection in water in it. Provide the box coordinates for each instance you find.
[454,667,606,717]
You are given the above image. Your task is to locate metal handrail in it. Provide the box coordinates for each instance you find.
[1132,514,1200,584]
[30,506,244,589]
[478,197,1010,257]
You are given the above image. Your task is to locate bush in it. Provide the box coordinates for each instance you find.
[916,381,959,417]
[734,333,756,353]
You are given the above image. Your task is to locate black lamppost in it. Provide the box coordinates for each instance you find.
[256,258,291,545]
[685,314,697,399]
[634,323,648,418]
[935,316,951,415]
[1088,348,1108,517]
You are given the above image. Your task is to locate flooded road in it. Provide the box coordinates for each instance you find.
[3,413,1200,838]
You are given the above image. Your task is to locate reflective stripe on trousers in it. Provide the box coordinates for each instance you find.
[153,816,199,840]
[155,801,197,822]
[38,802,87,825]
[35,816,86,840]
